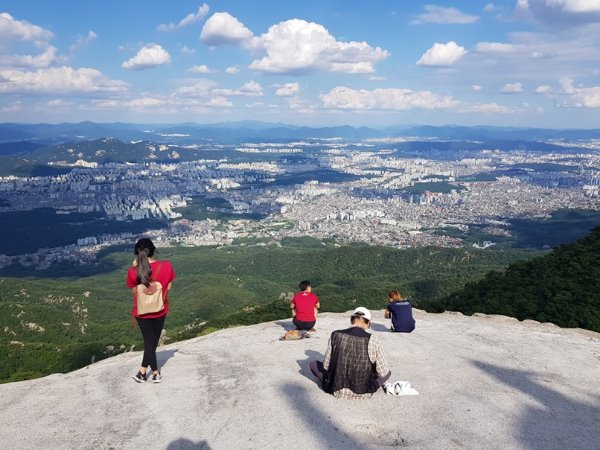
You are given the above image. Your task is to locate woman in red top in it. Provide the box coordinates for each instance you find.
[126,238,175,383]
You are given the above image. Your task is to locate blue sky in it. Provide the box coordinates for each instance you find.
[1,0,599,127]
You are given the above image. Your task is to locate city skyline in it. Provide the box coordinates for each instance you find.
[1,1,600,128]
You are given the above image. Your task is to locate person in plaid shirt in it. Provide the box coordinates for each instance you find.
[310,307,391,399]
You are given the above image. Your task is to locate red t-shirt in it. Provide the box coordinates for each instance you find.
[127,260,176,318]
[291,291,319,322]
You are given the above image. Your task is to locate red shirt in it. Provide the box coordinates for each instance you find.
[127,260,176,318]
[291,291,319,322]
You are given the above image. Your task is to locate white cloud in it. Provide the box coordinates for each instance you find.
[206,96,233,107]
[158,3,210,31]
[475,42,516,53]
[188,64,212,74]
[319,86,456,110]
[274,82,300,97]
[225,66,240,74]
[213,80,263,96]
[3,46,57,68]
[501,82,524,93]
[536,84,551,93]
[483,3,503,13]
[249,19,389,74]
[559,76,600,107]
[174,79,217,97]
[239,80,262,94]
[517,0,600,25]
[0,12,53,46]
[122,44,171,70]
[245,102,279,109]
[472,84,483,91]
[0,67,129,93]
[200,12,255,46]
[411,5,479,25]
[181,46,195,54]
[467,102,516,114]
[70,31,97,55]
[417,41,467,66]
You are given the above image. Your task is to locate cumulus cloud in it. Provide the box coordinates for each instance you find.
[213,80,263,96]
[475,42,516,53]
[472,84,483,91]
[3,46,57,68]
[158,3,210,31]
[501,82,524,93]
[417,41,467,66]
[174,79,216,97]
[536,84,551,93]
[181,45,195,54]
[206,96,233,107]
[249,19,389,74]
[122,44,171,70]
[411,5,479,25]
[200,12,255,46]
[188,64,212,74]
[516,0,600,25]
[319,86,456,110]
[274,82,300,97]
[0,67,129,93]
[225,66,240,74]
[559,76,600,107]
[0,12,53,46]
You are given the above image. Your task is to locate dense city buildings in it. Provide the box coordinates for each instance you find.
[1,137,599,268]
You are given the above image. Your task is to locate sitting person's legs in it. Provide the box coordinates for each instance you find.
[293,317,315,330]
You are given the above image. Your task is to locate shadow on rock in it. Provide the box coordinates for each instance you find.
[280,382,367,450]
[472,360,600,450]
[157,349,178,368]
[297,349,324,382]
[166,439,211,450]
[275,319,294,331]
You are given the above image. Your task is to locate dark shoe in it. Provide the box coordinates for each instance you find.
[151,372,162,383]
[132,371,147,383]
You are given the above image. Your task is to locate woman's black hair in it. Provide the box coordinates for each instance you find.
[134,238,156,287]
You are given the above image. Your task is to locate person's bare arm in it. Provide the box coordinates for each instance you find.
[291,302,296,317]
[384,310,391,319]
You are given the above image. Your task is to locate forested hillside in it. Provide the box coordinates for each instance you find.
[431,227,600,332]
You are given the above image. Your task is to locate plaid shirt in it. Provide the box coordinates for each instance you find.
[323,326,390,400]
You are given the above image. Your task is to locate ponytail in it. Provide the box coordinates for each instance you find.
[135,249,152,287]
[133,238,156,287]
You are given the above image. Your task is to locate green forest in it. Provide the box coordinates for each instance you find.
[0,240,541,383]
[430,226,600,332]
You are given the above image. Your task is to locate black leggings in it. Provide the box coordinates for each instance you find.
[136,315,166,372]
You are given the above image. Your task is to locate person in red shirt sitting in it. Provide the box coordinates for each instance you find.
[291,280,320,331]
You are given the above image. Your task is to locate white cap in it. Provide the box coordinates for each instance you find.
[352,306,371,321]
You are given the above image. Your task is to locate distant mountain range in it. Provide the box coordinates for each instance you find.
[1,121,600,150]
